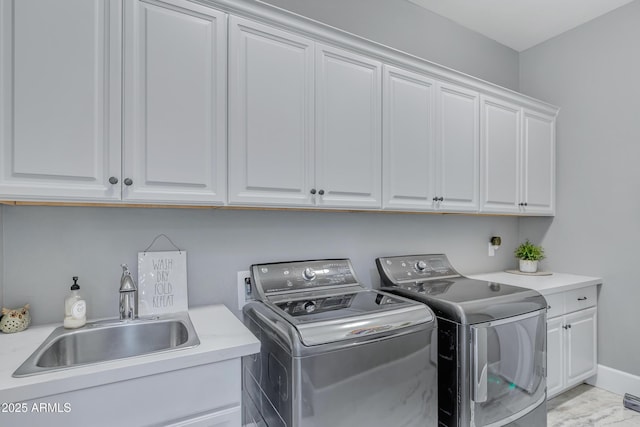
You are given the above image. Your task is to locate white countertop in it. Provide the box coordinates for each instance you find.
[0,304,260,403]
[468,271,602,295]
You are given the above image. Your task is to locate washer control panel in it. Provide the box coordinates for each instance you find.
[252,259,359,297]
[276,293,356,316]
[376,254,460,285]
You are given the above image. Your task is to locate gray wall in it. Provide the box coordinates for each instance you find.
[260,0,520,91]
[2,206,518,325]
[519,0,640,376]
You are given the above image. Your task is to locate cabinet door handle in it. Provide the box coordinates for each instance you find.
[518,202,523,206]
[524,202,528,206]
[438,197,444,202]
[310,188,316,195]
[547,305,551,310]
[563,324,572,329]
[108,177,119,185]
[433,197,438,202]
[318,189,325,195]
[124,178,133,186]
[577,297,587,301]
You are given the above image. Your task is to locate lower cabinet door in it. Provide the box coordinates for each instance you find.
[565,307,598,388]
[546,316,565,398]
[165,406,241,427]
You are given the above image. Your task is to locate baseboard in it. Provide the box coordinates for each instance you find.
[587,364,640,397]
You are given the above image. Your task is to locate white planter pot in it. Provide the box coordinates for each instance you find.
[519,260,538,273]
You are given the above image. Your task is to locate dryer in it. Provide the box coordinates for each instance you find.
[376,254,547,427]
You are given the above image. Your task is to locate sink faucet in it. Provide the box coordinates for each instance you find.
[119,264,138,320]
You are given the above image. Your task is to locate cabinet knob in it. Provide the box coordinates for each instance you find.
[433,197,438,202]
[318,189,325,195]
[524,202,528,206]
[310,188,316,195]
[124,178,133,186]
[439,197,444,202]
[547,305,551,310]
[108,177,118,185]
[518,202,523,206]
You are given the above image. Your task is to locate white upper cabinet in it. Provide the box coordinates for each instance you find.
[0,0,122,201]
[522,109,555,215]
[315,44,382,208]
[435,82,479,212]
[480,95,556,215]
[123,0,227,204]
[1,0,555,213]
[1,0,226,205]
[480,96,522,214]
[383,65,436,210]
[228,16,314,206]
[228,20,381,209]
[383,67,478,212]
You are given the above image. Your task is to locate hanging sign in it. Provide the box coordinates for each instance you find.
[137,250,188,316]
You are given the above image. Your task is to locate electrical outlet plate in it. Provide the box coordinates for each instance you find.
[237,270,251,310]
[488,242,496,257]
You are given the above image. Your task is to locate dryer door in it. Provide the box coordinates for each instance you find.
[470,309,546,427]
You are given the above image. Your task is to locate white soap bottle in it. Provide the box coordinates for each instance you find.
[64,276,86,329]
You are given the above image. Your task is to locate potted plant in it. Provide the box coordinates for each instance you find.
[514,240,545,273]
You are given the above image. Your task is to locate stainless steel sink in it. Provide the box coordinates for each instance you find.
[13,312,200,377]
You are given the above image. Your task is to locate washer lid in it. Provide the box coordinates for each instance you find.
[376,255,547,324]
[271,289,432,346]
[250,259,433,345]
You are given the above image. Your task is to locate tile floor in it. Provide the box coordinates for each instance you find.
[548,384,640,426]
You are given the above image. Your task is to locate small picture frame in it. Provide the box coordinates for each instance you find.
[137,250,188,316]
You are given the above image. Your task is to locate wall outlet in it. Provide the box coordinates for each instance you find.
[488,242,496,257]
[237,270,251,310]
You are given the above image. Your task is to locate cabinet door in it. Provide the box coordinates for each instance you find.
[382,65,436,210]
[123,0,227,204]
[164,406,240,427]
[0,0,121,201]
[522,110,555,215]
[316,44,382,208]
[228,16,314,206]
[437,83,479,212]
[565,307,598,388]
[480,96,521,213]
[546,316,565,399]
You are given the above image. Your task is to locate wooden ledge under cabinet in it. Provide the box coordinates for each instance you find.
[0,199,535,217]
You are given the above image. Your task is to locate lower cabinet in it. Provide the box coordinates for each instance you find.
[164,406,241,427]
[545,287,598,399]
[12,358,241,427]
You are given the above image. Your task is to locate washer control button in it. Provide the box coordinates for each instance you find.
[415,260,427,271]
[303,267,316,281]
